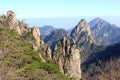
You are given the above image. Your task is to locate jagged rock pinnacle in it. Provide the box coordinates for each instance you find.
[71,19,96,47]
[52,37,81,80]
[7,10,21,35]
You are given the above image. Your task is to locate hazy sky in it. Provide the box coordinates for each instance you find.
[0,0,120,29]
[0,0,120,18]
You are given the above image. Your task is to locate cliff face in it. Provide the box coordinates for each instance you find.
[90,17,120,45]
[31,27,51,61]
[71,19,96,47]
[70,19,100,63]
[52,37,81,80]
[6,10,21,35]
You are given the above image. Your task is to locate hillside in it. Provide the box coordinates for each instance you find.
[1,10,120,80]
[0,10,66,80]
[82,43,120,80]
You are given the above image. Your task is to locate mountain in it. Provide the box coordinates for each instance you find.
[39,25,56,39]
[0,10,67,80]
[70,19,101,62]
[90,17,120,45]
[52,19,102,80]
[71,19,96,47]
[52,37,81,80]
[2,10,120,80]
[44,29,68,50]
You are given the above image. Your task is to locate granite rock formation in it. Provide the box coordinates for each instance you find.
[52,37,81,80]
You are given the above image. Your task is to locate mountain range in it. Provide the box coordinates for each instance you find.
[0,10,120,80]
[39,25,56,39]
[41,17,120,46]
[39,17,120,80]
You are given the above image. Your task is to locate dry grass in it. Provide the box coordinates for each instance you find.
[82,58,120,80]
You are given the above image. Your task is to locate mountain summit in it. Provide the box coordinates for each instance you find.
[71,19,96,47]
[90,17,120,45]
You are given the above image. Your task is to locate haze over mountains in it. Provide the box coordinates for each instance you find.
[24,16,120,29]
[40,17,120,46]
[0,10,120,80]
[1,0,120,79]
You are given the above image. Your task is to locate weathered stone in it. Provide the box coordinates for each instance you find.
[31,27,40,47]
[31,27,51,61]
[7,10,21,35]
[19,21,30,34]
[71,19,96,47]
[52,37,81,80]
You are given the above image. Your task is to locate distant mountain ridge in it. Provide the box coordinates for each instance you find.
[44,29,68,50]
[2,10,120,80]
[39,25,56,38]
[90,17,120,45]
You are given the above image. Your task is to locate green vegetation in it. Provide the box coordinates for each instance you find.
[0,22,65,80]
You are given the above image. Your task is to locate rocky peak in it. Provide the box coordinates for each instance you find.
[19,21,30,34]
[52,37,81,80]
[90,17,120,45]
[70,19,96,47]
[92,17,103,22]
[0,10,52,62]
[31,27,51,61]
[31,27,41,47]
[7,10,21,35]
[89,17,107,29]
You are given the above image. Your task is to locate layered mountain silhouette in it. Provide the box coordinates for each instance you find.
[44,29,68,50]
[1,10,120,80]
[39,25,56,39]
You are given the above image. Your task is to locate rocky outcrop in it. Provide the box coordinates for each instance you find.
[0,10,52,62]
[52,37,81,80]
[70,19,100,63]
[71,19,96,47]
[31,27,51,61]
[0,10,30,35]
[7,10,21,35]
[31,27,41,47]
[19,21,30,34]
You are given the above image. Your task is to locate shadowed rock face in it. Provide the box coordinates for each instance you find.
[90,17,120,45]
[52,37,81,80]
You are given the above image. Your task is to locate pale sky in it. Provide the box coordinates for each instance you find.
[0,0,120,29]
[0,0,120,18]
